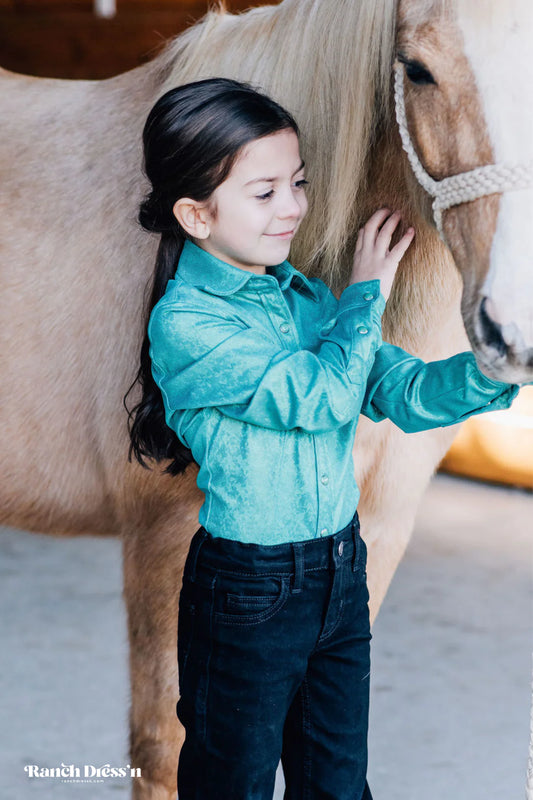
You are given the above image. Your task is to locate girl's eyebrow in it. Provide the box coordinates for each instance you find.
[245,160,305,186]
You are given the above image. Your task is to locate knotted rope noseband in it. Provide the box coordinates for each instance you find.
[393,63,533,237]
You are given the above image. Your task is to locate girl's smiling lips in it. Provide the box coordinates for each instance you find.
[264,230,296,239]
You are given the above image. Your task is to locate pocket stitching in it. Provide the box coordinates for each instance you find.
[214,576,289,626]
[226,592,280,607]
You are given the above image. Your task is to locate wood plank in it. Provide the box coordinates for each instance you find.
[0,2,275,79]
[12,1,262,10]
[14,1,92,8]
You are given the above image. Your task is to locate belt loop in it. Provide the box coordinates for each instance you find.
[187,528,208,581]
[291,542,304,594]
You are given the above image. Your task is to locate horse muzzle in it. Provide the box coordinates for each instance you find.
[473,296,533,383]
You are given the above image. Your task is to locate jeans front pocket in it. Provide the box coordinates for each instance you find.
[213,573,290,626]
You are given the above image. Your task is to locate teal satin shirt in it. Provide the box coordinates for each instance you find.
[148,239,519,544]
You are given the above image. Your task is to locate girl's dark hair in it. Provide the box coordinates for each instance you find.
[124,77,299,475]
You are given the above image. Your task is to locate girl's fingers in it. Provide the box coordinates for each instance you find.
[362,208,392,246]
[389,227,415,262]
[375,211,402,254]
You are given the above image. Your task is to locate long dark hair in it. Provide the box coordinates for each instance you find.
[124,77,299,476]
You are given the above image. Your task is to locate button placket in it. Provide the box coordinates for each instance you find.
[258,287,295,345]
[316,437,333,539]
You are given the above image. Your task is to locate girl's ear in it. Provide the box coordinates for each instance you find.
[173,198,211,239]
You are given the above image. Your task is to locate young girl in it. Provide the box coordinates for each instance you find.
[127,78,520,800]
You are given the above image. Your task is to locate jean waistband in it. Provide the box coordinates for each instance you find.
[183,510,361,581]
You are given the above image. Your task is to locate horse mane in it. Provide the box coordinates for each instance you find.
[154,0,398,289]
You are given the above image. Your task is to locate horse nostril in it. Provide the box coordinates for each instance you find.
[479,297,508,356]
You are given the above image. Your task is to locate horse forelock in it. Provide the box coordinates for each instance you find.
[398,0,453,28]
[153,0,398,292]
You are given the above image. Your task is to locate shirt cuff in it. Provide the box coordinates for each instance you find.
[337,280,385,316]
[472,365,520,393]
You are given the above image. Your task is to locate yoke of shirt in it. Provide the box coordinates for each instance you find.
[172,238,336,351]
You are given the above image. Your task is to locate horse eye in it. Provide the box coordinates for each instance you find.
[404,59,436,86]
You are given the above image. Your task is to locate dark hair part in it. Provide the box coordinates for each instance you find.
[124,77,299,476]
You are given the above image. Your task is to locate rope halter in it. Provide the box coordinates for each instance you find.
[393,63,533,237]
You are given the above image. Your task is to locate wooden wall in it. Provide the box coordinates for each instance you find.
[0,1,275,79]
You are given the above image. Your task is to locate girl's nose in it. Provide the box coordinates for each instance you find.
[278,189,302,219]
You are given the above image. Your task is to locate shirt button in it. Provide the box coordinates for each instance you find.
[320,474,329,485]
[363,291,375,301]
[338,541,344,556]
[279,322,290,334]
[357,325,369,335]
[320,527,328,536]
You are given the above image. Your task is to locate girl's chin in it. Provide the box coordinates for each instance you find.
[264,252,291,266]
[264,239,292,256]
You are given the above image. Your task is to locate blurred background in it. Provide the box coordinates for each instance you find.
[1,3,531,799]
[0,0,265,79]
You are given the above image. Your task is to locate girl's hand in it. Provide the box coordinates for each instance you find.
[350,209,415,301]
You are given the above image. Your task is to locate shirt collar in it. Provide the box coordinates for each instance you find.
[176,239,320,302]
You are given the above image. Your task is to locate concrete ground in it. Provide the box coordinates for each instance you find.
[0,474,531,800]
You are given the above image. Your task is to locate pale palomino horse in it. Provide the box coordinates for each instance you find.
[1,0,531,797]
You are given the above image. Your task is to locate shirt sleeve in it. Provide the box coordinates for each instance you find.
[148,280,385,434]
[360,342,520,432]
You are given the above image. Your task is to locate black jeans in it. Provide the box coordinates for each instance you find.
[176,510,373,800]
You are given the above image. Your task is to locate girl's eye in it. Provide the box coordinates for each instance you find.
[255,179,308,201]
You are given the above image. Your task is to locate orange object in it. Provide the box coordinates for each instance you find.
[440,386,533,489]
